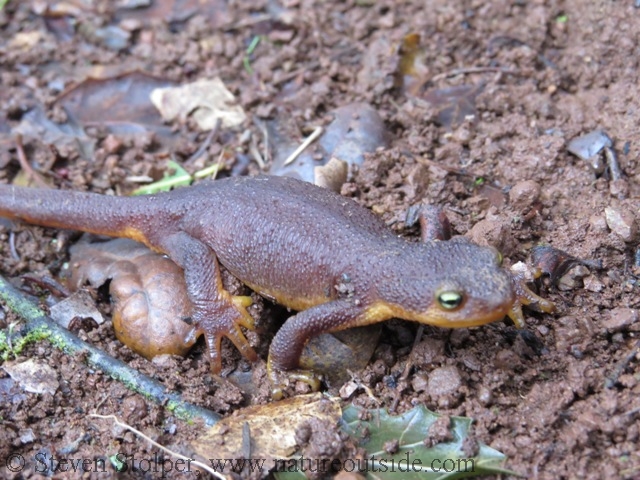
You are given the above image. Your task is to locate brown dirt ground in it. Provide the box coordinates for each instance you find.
[1,0,640,479]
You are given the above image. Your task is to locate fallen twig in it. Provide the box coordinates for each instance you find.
[91,414,225,480]
[0,273,221,426]
[283,126,323,166]
[14,134,50,189]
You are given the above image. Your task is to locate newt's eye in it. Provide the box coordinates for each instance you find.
[437,291,464,310]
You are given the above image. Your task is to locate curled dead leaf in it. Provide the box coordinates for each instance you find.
[63,238,196,358]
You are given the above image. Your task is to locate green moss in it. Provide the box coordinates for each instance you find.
[0,326,53,361]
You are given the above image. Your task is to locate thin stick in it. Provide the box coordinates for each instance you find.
[14,134,50,189]
[283,126,323,166]
[0,273,221,426]
[91,414,226,480]
[430,66,521,83]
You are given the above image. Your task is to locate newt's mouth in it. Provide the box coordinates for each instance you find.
[384,297,516,329]
[420,302,514,329]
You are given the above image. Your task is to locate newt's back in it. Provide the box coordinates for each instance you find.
[179,176,403,307]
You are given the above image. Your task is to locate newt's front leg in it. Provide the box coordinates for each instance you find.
[267,298,373,399]
[156,232,257,372]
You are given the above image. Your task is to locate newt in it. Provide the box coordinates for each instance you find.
[0,175,553,397]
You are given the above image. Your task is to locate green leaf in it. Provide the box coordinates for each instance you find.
[131,160,192,195]
[340,404,517,480]
[109,454,125,472]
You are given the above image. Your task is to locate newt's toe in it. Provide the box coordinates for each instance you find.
[267,357,322,400]
[195,304,257,373]
[508,261,556,328]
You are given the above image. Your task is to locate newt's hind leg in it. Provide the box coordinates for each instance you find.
[406,204,452,242]
[156,232,257,373]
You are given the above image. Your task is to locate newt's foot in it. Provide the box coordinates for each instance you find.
[194,296,257,373]
[267,358,322,400]
[508,261,556,328]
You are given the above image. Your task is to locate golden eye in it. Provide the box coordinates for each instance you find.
[496,251,503,265]
[437,291,464,310]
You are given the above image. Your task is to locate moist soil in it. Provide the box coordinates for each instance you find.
[1,1,640,479]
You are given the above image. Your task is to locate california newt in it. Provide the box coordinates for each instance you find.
[0,175,553,396]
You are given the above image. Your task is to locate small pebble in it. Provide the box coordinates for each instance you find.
[102,134,124,154]
[589,214,609,233]
[411,372,429,393]
[509,180,541,210]
[339,381,359,399]
[494,349,521,370]
[122,395,148,422]
[537,325,550,336]
[611,333,625,343]
[583,275,604,292]
[467,218,511,251]
[478,387,493,406]
[605,206,637,243]
[558,265,590,290]
[602,308,638,333]
[427,366,462,399]
[609,179,629,199]
[20,429,35,444]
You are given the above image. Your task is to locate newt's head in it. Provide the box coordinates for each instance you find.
[381,238,516,328]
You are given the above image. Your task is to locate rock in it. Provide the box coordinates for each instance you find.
[583,275,604,292]
[478,387,493,406]
[557,265,590,291]
[602,308,638,333]
[509,180,541,210]
[427,366,462,399]
[411,372,429,393]
[605,206,637,243]
[467,218,512,252]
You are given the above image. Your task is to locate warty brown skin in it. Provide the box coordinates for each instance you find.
[0,175,518,379]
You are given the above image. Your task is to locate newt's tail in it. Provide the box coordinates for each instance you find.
[0,184,155,246]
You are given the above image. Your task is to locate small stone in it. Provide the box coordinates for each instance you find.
[427,366,462,399]
[467,218,512,252]
[413,338,445,367]
[20,429,35,444]
[611,333,624,343]
[478,387,493,406]
[589,214,609,233]
[102,134,124,154]
[602,308,638,333]
[558,265,590,290]
[122,395,148,422]
[509,180,541,210]
[411,372,429,393]
[339,381,359,399]
[494,349,521,370]
[583,275,604,292]
[537,325,550,336]
[605,206,637,242]
[609,179,629,199]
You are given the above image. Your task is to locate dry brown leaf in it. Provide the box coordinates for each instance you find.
[151,78,246,130]
[191,393,341,475]
[49,290,105,328]
[3,359,60,395]
[56,71,177,141]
